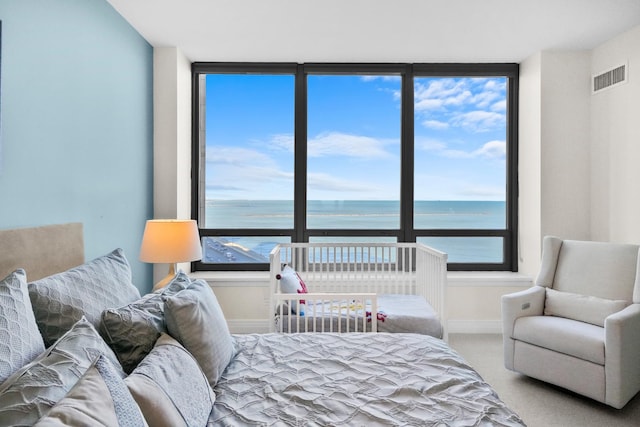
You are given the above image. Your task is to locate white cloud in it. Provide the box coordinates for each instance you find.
[207,146,276,166]
[268,133,294,152]
[422,120,449,130]
[415,98,444,111]
[417,138,506,160]
[474,140,506,159]
[414,77,507,132]
[263,132,395,159]
[491,100,506,112]
[414,172,505,201]
[484,79,506,92]
[308,131,394,159]
[452,110,505,132]
[415,137,447,152]
[458,185,505,199]
[205,146,292,198]
[308,172,372,193]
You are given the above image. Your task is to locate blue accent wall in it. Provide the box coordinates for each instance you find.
[0,0,153,292]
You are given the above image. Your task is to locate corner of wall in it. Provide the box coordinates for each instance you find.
[517,52,543,277]
[152,47,193,282]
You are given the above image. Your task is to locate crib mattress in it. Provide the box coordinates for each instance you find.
[275,294,443,338]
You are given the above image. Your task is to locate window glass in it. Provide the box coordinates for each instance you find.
[307,75,401,229]
[414,77,507,229]
[417,236,503,263]
[202,236,290,264]
[194,65,517,270]
[203,74,295,229]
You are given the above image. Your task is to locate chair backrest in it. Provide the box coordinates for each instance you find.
[536,236,640,303]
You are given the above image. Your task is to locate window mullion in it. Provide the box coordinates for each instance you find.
[401,65,415,243]
[294,64,307,243]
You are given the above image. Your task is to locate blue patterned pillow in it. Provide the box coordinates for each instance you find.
[28,248,141,346]
[0,317,124,427]
[33,355,146,427]
[0,269,45,384]
[100,272,191,373]
[126,334,215,427]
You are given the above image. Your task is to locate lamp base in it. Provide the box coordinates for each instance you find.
[152,263,177,292]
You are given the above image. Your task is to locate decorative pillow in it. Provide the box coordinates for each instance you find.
[33,355,147,427]
[164,279,236,387]
[28,248,141,346]
[0,269,45,384]
[544,288,629,327]
[0,317,124,427]
[276,264,309,313]
[126,334,215,427]
[100,272,191,374]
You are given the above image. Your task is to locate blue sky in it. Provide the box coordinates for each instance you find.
[205,74,507,201]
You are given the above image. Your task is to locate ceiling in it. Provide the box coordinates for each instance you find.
[106,0,640,63]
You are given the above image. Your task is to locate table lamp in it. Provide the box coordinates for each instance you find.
[139,219,203,291]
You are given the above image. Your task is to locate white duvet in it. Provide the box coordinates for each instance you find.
[209,333,524,426]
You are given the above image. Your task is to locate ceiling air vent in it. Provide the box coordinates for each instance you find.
[592,63,627,94]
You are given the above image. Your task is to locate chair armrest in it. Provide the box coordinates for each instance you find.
[501,286,546,338]
[604,303,640,407]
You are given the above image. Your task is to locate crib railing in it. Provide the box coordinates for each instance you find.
[273,292,377,333]
[269,242,448,338]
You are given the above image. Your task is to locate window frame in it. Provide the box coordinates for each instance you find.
[191,62,519,272]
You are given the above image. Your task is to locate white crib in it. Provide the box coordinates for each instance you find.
[269,242,448,340]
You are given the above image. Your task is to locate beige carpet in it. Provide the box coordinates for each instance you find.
[448,334,640,427]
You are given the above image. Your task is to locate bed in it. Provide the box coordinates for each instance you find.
[271,242,448,339]
[0,223,525,426]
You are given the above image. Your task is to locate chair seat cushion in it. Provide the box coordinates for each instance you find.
[513,316,605,365]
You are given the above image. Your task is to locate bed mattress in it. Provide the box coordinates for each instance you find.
[209,333,524,426]
[275,294,443,338]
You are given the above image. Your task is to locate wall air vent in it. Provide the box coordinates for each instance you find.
[592,63,627,94]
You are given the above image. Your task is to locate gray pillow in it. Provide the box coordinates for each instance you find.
[100,272,191,374]
[33,355,147,427]
[164,279,237,387]
[126,334,215,427]
[544,288,628,327]
[28,248,141,346]
[0,317,124,427]
[0,269,45,384]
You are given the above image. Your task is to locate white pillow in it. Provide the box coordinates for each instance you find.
[544,288,628,327]
[163,279,236,387]
[276,265,309,314]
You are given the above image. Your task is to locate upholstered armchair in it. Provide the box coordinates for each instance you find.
[502,236,640,409]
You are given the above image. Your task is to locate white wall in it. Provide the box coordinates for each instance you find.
[517,50,592,277]
[590,26,640,244]
[540,51,592,241]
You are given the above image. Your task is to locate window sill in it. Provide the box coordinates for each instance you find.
[190,270,533,288]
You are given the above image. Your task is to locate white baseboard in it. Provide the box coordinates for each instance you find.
[227,319,503,335]
[227,319,271,334]
[447,320,502,334]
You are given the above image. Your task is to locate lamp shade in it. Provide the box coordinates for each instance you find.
[139,219,202,264]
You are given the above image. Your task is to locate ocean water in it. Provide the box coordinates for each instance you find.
[203,200,506,263]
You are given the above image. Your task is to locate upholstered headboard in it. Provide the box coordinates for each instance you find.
[0,223,85,281]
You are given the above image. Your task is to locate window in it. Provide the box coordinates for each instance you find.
[192,63,518,271]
